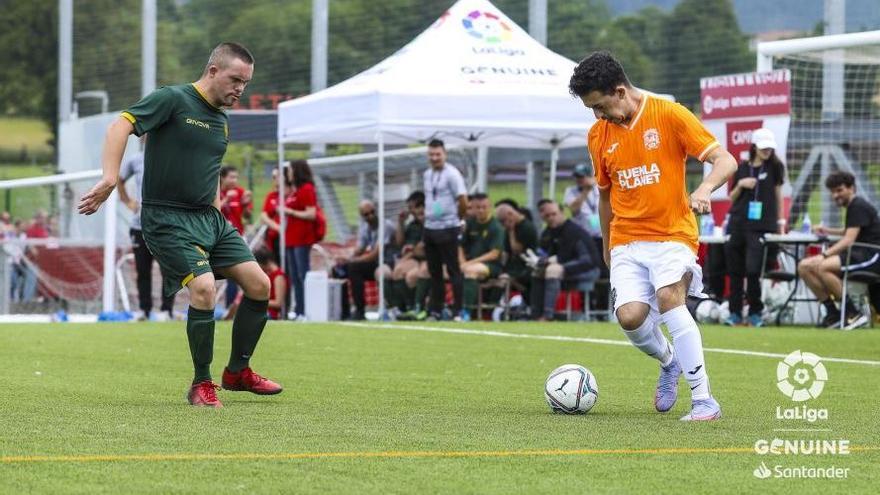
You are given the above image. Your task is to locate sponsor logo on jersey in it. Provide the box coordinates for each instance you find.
[185,117,211,130]
[617,163,660,190]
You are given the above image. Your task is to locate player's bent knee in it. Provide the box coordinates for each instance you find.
[247,272,271,300]
[616,303,649,331]
[187,276,216,308]
[545,263,564,279]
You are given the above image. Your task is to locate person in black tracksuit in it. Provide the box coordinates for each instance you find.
[724,128,787,327]
[118,147,176,320]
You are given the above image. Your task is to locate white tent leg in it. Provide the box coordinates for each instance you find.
[377,133,386,318]
[277,141,288,316]
[476,146,488,192]
[549,143,560,202]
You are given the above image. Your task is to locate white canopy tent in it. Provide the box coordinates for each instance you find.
[276,0,596,316]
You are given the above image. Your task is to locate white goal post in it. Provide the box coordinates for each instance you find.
[756,30,880,71]
[0,169,119,313]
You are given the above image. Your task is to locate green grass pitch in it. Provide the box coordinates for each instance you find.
[1,321,878,494]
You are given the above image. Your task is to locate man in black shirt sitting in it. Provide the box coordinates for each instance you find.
[526,200,600,320]
[798,171,880,329]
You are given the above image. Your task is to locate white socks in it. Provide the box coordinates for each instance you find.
[622,309,673,367]
[662,305,710,400]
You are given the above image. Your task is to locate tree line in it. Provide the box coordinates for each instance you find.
[0,0,755,153]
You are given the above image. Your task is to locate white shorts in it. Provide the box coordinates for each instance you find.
[609,241,704,312]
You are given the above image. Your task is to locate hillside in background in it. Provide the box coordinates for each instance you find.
[610,0,878,34]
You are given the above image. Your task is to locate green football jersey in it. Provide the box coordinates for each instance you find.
[122,84,228,209]
[463,216,504,261]
[404,220,424,246]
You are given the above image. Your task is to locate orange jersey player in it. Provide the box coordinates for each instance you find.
[569,51,737,421]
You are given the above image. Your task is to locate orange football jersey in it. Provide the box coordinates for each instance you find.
[588,94,719,253]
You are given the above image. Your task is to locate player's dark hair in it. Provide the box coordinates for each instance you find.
[536,198,556,209]
[469,192,489,202]
[428,138,445,149]
[289,159,314,187]
[253,247,274,266]
[220,165,237,178]
[494,198,519,209]
[747,145,787,186]
[569,51,632,97]
[407,190,425,206]
[207,42,254,69]
[825,170,856,189]
[495,198,533,221]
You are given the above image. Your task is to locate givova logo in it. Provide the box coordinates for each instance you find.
[777,350,827,401]
[462,10,512,44]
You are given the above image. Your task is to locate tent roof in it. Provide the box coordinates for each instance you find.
[277,0,595,149]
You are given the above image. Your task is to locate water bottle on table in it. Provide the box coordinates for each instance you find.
[801,213,812,234]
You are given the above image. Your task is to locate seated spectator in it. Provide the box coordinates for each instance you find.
[254,247,289,320]
[527,200,600,321]
[335,200,396,320]
[495,199,538,297]
[797,171,880,329]
[378,191,426,317]
[563,163,609,310]
[563,163,601,238]
[460,193,504,318]
[25,210,50,239]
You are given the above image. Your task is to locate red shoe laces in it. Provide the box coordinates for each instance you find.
[244,369,265,385]
[200,381,221,402]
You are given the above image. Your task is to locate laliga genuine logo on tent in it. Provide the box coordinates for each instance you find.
[461,10,512,43]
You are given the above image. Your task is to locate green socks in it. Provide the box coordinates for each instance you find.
[186,306,215,384]
[383,278,399,310]
[228,296,269,373]
[395,279,415,311]
[415,278,430,310]
[463,278,479,310]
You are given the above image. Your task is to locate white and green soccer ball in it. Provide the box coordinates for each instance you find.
[544,364,599,414]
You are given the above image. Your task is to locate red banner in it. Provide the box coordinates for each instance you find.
[700,70,791,119]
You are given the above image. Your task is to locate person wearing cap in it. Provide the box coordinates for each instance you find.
[563,163,602,239]
[723,128,787,327]
[563,163,608,310]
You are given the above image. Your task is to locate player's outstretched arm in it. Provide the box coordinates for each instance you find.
[78,117,135,215]
[689,147,737,215]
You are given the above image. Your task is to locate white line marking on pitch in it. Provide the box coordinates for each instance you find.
[340,322,880,367]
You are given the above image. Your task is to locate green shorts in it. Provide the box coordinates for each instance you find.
[141,205,255,298]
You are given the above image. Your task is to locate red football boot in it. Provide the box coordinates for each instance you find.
[187,380,223,408]
[222,367,283,395]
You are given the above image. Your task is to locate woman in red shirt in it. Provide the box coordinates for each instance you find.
[283,160,318,318]
[260,167,287,262]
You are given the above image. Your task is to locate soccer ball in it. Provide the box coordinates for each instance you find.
[544,364,599,414]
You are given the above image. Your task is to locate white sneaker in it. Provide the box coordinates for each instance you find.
[680,397,722,421]
[844,314,869,330]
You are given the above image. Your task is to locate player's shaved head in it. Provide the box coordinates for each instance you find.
[203,42,254,76]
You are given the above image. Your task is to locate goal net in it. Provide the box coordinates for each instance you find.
[760,33,880,229]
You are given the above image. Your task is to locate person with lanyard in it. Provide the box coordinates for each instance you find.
[422,139,468,320]
[723,128,787,327]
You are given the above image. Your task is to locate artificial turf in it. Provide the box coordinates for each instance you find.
[1,320,878,494]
